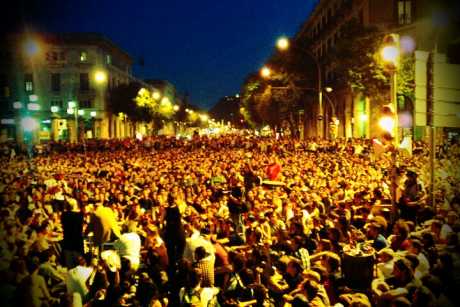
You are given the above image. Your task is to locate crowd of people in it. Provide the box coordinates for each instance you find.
[0,134,459,307]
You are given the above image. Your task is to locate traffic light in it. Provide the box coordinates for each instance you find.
[379,104,395,141]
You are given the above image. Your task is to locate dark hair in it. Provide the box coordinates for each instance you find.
[194,246,207,261]
[26,256,40,273]
[303,279,319,300]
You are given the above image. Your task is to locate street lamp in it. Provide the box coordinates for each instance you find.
[94,70,107,84]
[24,38,40,57]
[380,33,400,147]
[152,91,161,100]
[380,34,401,223]
[276,36,323,140]
[260,66,271,78]
[276,36,290,50]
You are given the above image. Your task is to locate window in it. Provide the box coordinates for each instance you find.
[80,73,89,91]
[51,73,60,92]
[51,100,63,108]
[25,73,33,92]
[46,51,58,61]
[106,54,112,65]
[80,51,88,62]
[398,0,412,25]
[81,100,92,108]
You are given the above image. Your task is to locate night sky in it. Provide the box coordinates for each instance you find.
[8,0,316,110]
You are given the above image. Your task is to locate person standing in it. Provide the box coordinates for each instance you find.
[61,198,84,268]
[162,197,186,306]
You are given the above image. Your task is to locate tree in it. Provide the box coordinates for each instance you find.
[325,18,415,108]
[107,81,153,122]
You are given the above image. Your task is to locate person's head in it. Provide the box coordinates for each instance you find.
[409,238,423,255]
[412,286,435,307]
[404,254,419,272]
[366,222,381,239]
[194,246,208,261]
[251,284,268,303]
[26,256,40,274]
[430,220,442,235]
[377,247,395,263]
[286,259,303,277]
[390,297,412,307]
[393,220,409,238]
[393,258,414,282]
[421,274,442,298]
[323,252,341,273]
[302,279,319,300]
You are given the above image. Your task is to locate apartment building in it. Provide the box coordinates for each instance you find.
[294,0,458,140]
[0,32,154,143]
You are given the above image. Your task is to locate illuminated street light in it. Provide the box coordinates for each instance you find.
[94,70,107,83]
[276,36,289,51]
[90,111,97,117]
[68,101,76,109]
[21,117,39,132]
[173,105,180,111]
[67,108,75,115]
[260,66,271,78]
[29,94,38,102]
[379,117,395,135]
[276,35,324,140]
[78,109,85,116]
[325,87,333,93]
[152,91,161,100]
[24,38,40,57]
[380,33,400,147]
[381,46,399,65]
[51,106,59,113]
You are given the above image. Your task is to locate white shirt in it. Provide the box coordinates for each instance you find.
[66,265,93,298]
[114,232,141,269]
[183,230,215,263]
[415,252,430,279]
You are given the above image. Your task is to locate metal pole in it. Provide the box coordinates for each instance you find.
[431,126,436,211]
[391,70,398,147]
[317,61,323,139]
[427,51,436,213]
[303,99,308,140]
[75,106,78,143]
[390,70,398,223]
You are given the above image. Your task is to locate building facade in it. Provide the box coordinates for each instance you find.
[294,0,459,140]
[0,32,155,143]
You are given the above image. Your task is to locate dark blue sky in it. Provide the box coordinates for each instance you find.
[12,0,315,110]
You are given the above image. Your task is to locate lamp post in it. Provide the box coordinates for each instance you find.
[276,37,323,140]
[380,34,400,147]
[260,65,335,139]
[380,33,400,223]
